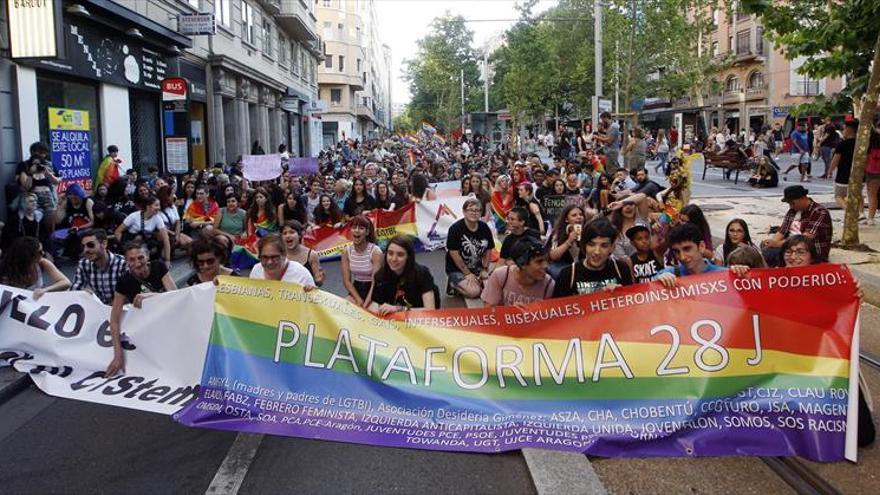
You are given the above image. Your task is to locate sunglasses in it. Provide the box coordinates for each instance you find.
[82,241,98,249]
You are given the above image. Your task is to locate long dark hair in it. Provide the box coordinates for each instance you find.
[680,204,712,248]
[376,235,418,288]
[722,218,754,263]
[0,236,41,288]
[248,187,277,224]
[314,194,342,225]
[281,191,307,224]
[552,204,585,245]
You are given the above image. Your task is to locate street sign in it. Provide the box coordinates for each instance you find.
[772,106,790,118]
[280,96,299,113]
[7,0,64,59]
[178,13,216,36]
[162,77,191,173]
[498,113,512,121]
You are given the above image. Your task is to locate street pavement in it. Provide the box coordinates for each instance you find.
[1,150,879,493]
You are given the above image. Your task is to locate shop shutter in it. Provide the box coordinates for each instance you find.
[129,90,161,175]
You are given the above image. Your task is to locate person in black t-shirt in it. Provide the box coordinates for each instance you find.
[445,197,495,298]
[369,235,438,315]
[552,218,633,298]
[828,120,859,212]
[499,207,540,265]
[626,225,664,284]
[105,240,177,378]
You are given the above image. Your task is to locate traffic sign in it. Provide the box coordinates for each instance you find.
[178,13,216,36]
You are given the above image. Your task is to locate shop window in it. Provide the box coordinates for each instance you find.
[36,73,101,179]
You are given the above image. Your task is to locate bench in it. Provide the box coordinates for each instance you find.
[702,150,750,184]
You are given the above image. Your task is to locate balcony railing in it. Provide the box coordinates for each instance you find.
[277,1,319,43]
[745,86,767,101]
[722,91,743,104]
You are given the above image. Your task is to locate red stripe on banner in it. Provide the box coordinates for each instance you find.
[389,266,857,359]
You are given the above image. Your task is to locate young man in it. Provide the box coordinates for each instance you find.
[445,197,495,298]
[482,236,554,306]
[655,223,728,287]
[105,240,177,377]
[498,207,540,266]
[627,225,664,284]
[783,122,812,182]
[827,120,860,212]
[760,185,832,266]
[552,219,633,298]
[594,112,622,174]
[71,228,128,305]
[96,145,122,186]
[303,179,323,223]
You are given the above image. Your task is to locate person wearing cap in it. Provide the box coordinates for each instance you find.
[481,236,554,306]
[96,145,123,186]
[760,185,832,266]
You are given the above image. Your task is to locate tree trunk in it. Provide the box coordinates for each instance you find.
[841,31,880,246]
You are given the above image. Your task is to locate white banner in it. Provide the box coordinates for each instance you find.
[0,284,214,415]
[242,153,283,182]
[416,195,469,251]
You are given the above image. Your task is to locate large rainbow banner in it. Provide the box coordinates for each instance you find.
[175,264,861,461]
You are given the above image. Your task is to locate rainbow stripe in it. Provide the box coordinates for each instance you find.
[175,265,859,461]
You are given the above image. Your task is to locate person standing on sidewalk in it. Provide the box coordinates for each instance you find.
[760,185,832,266]
[782,122,812,182]
[826,120,862,215]
[819,118,841,179]
[595,112,622,175]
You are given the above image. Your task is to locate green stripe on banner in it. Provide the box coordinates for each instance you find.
[210,314,846,401]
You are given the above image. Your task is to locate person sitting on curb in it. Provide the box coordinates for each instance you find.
[445,197,494,299]
[760,185,832,267]
[482,236,555,306]
[654,223,750,287]
[71,228,128,305]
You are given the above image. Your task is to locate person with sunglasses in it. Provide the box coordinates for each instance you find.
[186,237,239,286]
[71,228,128,305]
[481,236,554,306]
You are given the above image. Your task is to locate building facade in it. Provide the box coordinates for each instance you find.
[315,0,389,147]
[0,0,322,214]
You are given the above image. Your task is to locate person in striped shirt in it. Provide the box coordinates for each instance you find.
[71,228,127,305]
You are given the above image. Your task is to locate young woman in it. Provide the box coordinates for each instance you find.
[0,236,70,297]
[91,183,110,204]
[1,193,49,251]
[515,182,546,237]
[654,129,670,175]
[552,179,567,196]
[469,173,491,218]
[374,181,395,210]
[156,185,192,250]
[178,180,197,218]
[679,204,714,260]
[589,173,613,210]
[277,191,307,225]
[715,218,758,266]
[107,178,136,216]
[490,174,515,230]
[343,177,377,219]
[213,194,248,241]
[281,220,324,287]
[607,194,650,259]
[368,235,437,315]
[186,236,237,286]
[546,204,586,279]
[115,195,171,265]
[246,187,278,238]
[313,193,343,227]
[341,215,383,307]
[18,157,60,234]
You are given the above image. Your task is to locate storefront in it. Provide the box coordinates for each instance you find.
[180,59,209,170]
[14,2,190,180]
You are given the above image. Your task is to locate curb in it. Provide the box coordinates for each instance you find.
[522,448,607,495]
[849,265,880,309]
[0,269,195,405]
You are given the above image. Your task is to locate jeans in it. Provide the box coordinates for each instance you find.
[656,152,669,173]
[605,150,621,175]
[820,146,834,177]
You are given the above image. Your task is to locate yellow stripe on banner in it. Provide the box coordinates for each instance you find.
[213,277,850,380]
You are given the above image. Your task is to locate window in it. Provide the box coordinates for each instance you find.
[736,30,750,54]
[263,19,273,56]
[712,9,720,28]
[291,43,299,72]
[187,0,199,8]
[725,75,739,93]
[756,26,764,54]
[331,89,342,104]
[324,52,332,68]
[337,23,344,40]
[356,58,362,72]
[242,2,256,45]
[338,55,344,72]
[323,22,332,39]
[790,56,822,96]
[712,41,720,57]
[279,36,287,65]
[748,72,764,90]
[216,0,231,27]
[728,35,734,53]
[323,0,331,6]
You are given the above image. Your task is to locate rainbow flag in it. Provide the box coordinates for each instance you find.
[175,265,860,461]
[422,122,437,134]
[302,204,419,261]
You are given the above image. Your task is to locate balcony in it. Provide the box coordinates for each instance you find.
[257,0,281,15]
[357,104,375,121]
[277,0,319,43]
[745,86,767,101]
[722,91,743,105]
[733,49,765,65]
[319,72,364,90]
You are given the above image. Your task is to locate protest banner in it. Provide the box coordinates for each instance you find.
[289,157,319,175]
[0,284,214,415]
[175,265,860,462]
[416,196,468,251]
[542,194,586,224]
[242,154,283,182]
[302,204,419,261]
[432,181,462,199]
[48,107,91,192]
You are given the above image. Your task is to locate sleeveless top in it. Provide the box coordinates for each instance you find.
[348,243,379,282]
[293,248,315,278]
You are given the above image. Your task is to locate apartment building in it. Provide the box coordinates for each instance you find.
[316,0,390,147]
[0,0,322,210]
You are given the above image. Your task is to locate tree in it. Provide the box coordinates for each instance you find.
[402,14,482,133]
[744,0,880,247]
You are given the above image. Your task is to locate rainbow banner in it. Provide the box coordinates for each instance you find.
[302,204,418,261]
[175,265,860,461]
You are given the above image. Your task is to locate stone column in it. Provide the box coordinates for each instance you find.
[211,68,226,166]
[236,78,251,158]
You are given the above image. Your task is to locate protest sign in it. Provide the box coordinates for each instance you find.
[175,265,860,461]
[242,154,282,182]
[48,107,91,192]
[542,195,586,224]
[0,284,214,415]
[416,196,468,251]
[289,157,319,175]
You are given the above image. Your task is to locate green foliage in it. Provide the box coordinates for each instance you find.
[392,108,417,134]
[402,14,483,133]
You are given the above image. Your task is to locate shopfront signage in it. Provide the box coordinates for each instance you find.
[48,107,91,192]
[280,96,299,113]
[7,0,64,59]
[162,77,191,174]
[772,106,791,118]
[178,13,216,36]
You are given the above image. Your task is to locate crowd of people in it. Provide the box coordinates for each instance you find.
[0,115,873,445]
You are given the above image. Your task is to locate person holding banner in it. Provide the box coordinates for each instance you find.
[281,220,324,287]
[71,228,127,305]
[186,237,238,286]
[368,235,438,314]
[105,240,177,377]
[482,236,554,306]
[342,216,383,306]
[343,178,378,220]
[249,234,315,287]
[0,236,70,296]
[445,198,494,299]
[552,218,633,297]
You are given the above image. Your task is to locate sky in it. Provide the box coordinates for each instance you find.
[373,0,557,106]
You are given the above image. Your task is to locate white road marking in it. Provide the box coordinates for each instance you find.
[205,433,264,494]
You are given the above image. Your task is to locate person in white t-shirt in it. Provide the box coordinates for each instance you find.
[249,233,316,287]
[114,195,171,265]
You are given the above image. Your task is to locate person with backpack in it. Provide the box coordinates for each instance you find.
[481,236,554,306]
